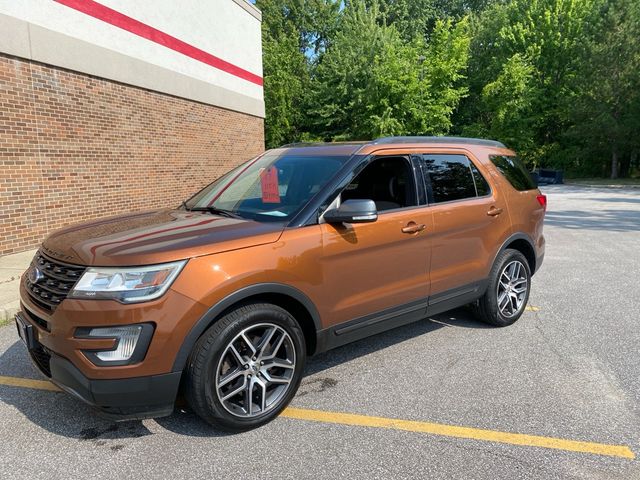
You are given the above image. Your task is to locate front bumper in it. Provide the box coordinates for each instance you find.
[18,313,181,420]
[18,275,208,380]
[49,352,181,420]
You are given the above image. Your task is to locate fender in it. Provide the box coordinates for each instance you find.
[492,232,537,273]
[171,283,322,372]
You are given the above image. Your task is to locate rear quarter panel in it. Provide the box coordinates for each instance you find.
[477,148,546,263]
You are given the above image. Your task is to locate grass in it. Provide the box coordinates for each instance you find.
[0,307,17,328]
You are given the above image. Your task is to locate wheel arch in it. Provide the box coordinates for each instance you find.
[495,233,537,274]
[172,284,322,372]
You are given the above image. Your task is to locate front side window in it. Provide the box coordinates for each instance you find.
[341,156,417,212]
[185,153,349,222]
[490,155,536,191]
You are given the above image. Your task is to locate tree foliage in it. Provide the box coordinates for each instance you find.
[257,0,640,177]
[568,0,640,177]
[309,1,469,140]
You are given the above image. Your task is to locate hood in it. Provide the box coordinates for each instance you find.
[41,209,285,266]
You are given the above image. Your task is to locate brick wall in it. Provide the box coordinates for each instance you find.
[0,54,265,256]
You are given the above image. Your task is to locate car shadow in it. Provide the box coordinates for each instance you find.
[0,339,234,441]
[0,340,163,443]
[0,308,487,439]
[303,307,488,378]
[158,307,488,436]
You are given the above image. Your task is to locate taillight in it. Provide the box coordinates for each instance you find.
[536,194,547,211]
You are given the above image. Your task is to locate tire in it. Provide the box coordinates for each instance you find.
[473,249,531,327]
[185,303,306,431]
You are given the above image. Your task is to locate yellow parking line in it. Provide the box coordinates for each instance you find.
[0,375,60,392]
[281,407,635,460]
[525,305,540,311]
[0,375,633,459]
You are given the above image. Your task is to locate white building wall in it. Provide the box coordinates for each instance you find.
[0,0,264,117]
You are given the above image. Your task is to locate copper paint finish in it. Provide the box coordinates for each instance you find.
[20,139,545,381]
[42,209,283,266]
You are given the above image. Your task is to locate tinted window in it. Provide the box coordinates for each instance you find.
[470,162,490,196]
[490,155,536,191]
[421,154,476,203]
[342,157,416,211]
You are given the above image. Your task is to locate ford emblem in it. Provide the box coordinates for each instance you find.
[28,266,44,284]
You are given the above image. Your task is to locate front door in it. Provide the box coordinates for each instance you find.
[319,156,431,328]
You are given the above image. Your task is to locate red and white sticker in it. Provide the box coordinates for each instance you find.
[260,167,280,203]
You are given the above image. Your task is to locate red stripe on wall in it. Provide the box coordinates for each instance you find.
[54,0,264,86]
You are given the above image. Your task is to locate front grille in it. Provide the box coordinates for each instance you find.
[30,344,52,378]
[21,304,50,331]
[25,252,86,312]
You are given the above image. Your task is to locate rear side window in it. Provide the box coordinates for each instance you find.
[470,162,490,196]
[420,154,490,203]
[490,155,536,191]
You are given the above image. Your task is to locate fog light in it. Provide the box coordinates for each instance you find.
[90,325,142,361]
[76,324,154,366]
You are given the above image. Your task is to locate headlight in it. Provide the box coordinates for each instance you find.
[76,324,154,366]
[69,260,186,303]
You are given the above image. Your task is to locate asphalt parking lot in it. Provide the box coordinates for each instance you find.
[1,185,639,479]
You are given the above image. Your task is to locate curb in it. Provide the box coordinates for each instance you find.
[0,304,18,325]
[0,272,22,324]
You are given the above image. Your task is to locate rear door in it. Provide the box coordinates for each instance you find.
[416,152,512,303]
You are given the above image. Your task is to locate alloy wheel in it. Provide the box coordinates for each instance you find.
[496,260,528,318]
[215,323,296,418]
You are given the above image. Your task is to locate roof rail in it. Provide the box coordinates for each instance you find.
[278,142,324,148]
[278,141,368,148]
[373,136,506,148]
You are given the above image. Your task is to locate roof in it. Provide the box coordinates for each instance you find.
[372,136,506,148]
[273,142,367,157]
[277,136,506,154]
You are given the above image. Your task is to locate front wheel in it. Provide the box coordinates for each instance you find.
[185,303,306,431]
[473,249,531,327]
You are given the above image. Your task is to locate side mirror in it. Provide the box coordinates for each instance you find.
[324,199,378,224]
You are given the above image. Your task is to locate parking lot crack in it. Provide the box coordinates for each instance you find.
[532,313,575,368]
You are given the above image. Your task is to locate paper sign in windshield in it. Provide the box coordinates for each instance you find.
[260,167,280,203]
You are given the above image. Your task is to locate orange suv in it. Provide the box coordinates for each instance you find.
[16,137,545,430]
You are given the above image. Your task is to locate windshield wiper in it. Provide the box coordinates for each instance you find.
[188,206,243,219]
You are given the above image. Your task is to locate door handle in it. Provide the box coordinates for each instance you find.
[402,222,426,234]
[487,207,504,217]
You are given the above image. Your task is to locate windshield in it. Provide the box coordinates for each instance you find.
[184,152,350,222]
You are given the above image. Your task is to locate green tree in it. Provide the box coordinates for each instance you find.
[257,0,640,178]
[256,0,340,147]
[373,0,494,40]
[261,31,308,148]
[465,54,537,162]
[459,0,599,167]
[257,0,339,55]
[309,0,470,140]
[568,0,640,178]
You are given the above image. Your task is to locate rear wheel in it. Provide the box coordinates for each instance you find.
[473,249,531,327]
[185,303,305,431]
